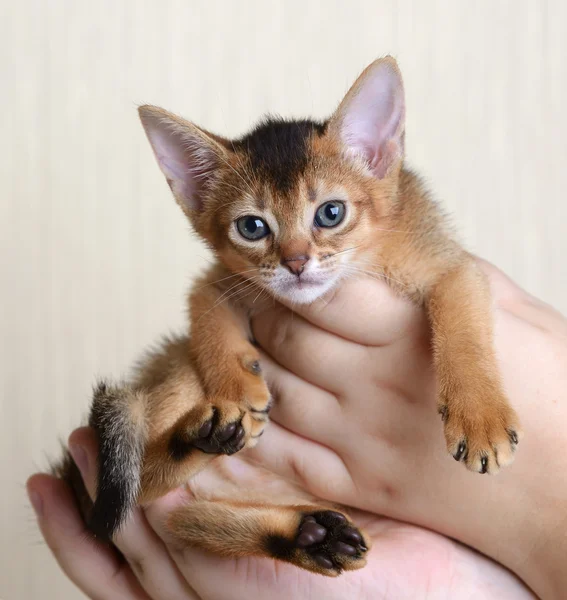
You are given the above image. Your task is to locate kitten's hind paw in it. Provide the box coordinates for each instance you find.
[267,509,369,576]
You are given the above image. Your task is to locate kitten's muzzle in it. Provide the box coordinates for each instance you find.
[281,255,310,276]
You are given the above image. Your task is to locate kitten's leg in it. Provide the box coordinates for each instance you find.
[187,266,272,448]
[135,333,268,502]
[426,258,522,474]
[54,335,267,539]
[167,500,370,576]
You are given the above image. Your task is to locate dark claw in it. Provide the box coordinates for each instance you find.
[314,554,334,569]
[438,405,448,422]
[453,441,467,462]
[480,456,488,474]
[342,526,362,544]
[359,544,368,552]
[508,430,519,445]
[332,541,357,556]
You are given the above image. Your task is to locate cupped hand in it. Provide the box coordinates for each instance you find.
[27,259,566,598]
[28,425,533,599]
[247,259,567,598]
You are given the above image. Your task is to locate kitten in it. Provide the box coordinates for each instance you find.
[53,56,521,577]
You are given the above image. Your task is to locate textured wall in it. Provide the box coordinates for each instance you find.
[1,1,565,597]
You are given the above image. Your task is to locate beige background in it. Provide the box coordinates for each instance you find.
[1,1,565,598]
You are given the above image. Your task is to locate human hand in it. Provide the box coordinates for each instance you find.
[28,424,534,599]
[27,259,565,598]
[246,258,567,599]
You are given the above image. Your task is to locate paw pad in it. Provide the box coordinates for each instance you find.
[295,511,368,573]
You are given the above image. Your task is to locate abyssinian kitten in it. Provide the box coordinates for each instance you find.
[54,57,522,577]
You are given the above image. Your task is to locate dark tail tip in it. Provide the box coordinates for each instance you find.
[86,380,145,540]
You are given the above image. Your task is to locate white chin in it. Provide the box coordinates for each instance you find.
[272,277,337,305]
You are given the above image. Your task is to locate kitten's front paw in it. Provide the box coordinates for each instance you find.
[192,408,247,455]
[169,403,250,460]
[170,360,272,461]
[439,390,522,474]
[203,353,273,450]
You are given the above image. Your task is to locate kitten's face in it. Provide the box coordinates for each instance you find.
[207,123,389,304]
[139,57,405,304]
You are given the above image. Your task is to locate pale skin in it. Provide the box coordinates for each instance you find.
[28,260,567,599]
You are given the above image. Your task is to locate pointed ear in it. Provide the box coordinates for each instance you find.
[138,105,229,211]
[329,57,405,179]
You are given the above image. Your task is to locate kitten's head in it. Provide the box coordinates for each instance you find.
[139,57,405,304]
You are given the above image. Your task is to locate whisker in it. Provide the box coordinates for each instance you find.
[214,152,256,198]
[196,279,261,324]
[373,227,414,234]
[195,268,261,290]
[329,245,362,258]
[218,181,253,198]
[252,287,269,304]
[212,276,260,307]
[225,280,262,305]
[230,141,260,191]
[344,264,408,290]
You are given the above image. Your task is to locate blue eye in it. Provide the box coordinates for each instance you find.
[314,201,346,228]
[236,216,270,240]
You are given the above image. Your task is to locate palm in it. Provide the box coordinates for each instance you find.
[32,267,562,598]
[148,500,531,600]
[142,443,532,600]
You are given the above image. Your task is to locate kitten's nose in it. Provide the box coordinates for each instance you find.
[282,255,310,276]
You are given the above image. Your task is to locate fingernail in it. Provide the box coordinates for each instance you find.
[69,444,89,477]
[28,489,44,518]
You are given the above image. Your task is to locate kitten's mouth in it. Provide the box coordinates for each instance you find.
[295,278,322,288]
[283,275,325,289]
[271,273,339,304]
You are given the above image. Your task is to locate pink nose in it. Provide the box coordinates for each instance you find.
[282,255,309,276]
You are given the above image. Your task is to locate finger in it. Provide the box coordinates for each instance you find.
[68,427,199,600]
[259,276,425,346]
[253,307,369,393]
[247,420,358,502]
[144,490,242,599]
[27,473,150,600]
[259,350,344,436]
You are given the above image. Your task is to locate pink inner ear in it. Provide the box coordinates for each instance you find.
[340,62,405,178]
[141,113,217,211]
[149,127,198,205]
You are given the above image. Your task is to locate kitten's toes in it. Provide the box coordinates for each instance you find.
[441,399,522,474]
[191,407,247,455]
[169,405,247,459]
[267,510,369,576]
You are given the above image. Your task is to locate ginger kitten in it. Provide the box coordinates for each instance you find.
[53,57,521,577]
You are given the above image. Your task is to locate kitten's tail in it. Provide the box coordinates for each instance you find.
[52,380,147,541]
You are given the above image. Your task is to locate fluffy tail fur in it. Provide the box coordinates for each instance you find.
[52,380,147,541]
